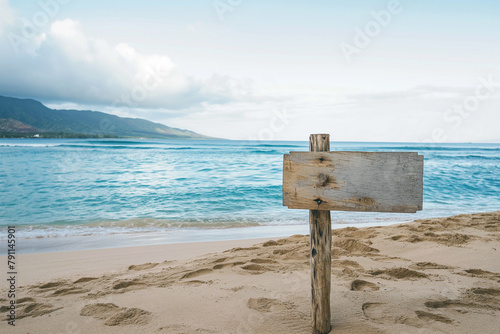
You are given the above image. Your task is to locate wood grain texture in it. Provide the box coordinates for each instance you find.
[283,151,424,213]
[310,210,331,334]
[309,134,330,152]
[308,134,331,334]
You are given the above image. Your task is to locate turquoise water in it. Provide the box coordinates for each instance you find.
[1,139,499,252]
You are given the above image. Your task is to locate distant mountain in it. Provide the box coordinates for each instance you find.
[0,95,212,139]
[0,118,41,133]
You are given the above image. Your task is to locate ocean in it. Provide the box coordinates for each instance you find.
[1,139,499,253]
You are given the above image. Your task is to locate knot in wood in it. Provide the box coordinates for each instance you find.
[316,173,329,187]
[357,197,375,206]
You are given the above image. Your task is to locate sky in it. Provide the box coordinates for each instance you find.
[0,0,499,142]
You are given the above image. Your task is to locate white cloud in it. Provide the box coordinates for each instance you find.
[166,82,500,142]
[0,13,265,111]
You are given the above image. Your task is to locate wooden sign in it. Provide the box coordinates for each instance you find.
[283,134,424,334]
[283,151,423,213]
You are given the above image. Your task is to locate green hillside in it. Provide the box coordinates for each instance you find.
[0,96,211,139]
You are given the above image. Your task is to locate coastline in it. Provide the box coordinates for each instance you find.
[1,210,499,333]
[8,220,422,255]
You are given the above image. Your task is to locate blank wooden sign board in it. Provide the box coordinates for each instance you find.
[283,151,423,212]
[282,134,423,334]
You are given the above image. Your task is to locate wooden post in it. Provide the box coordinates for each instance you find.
[309,134,331,334]
[283,134,423,333]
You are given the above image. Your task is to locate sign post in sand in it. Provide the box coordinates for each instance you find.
[283,134,424,334]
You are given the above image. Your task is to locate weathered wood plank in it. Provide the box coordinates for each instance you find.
[310,210,331,334]
[309,134,330,152]
[283,151,423,212]
[308,134,331,334]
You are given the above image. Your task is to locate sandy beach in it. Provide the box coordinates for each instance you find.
[2,211,500,334]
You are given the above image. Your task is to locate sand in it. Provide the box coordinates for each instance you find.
[1,211,500,334]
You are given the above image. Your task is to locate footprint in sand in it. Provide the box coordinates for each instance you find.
[180,268,213,280]
[333,238,379,254]
[247,298,294,313]
[51,287,89,296]
[426,292,500,312]
[332,260,363,278]
[0,297,35,314]
[38,281,66,289]
[212,261,245,270]
[415,310,453,324]
[112,279,146,290]
[212,257,229,263]
[362,303,385,320]
[16,297,36,303]
[240,264,271,274]
[73,277,99,284]
[369,267,428,280]
[393,232,473,246]
[182,279,213,285]
[35,280,89,296]
[250,258,278,264]
[424,299,492,312]
[463,269,500,279]
[80,303,151,326]
[10,302,63,320]
[362,303,420,327]
[128,263,159,271]
[351,279,379,291]
[471,288,500,296]
[332,260,362,269]
[409,262,452,270]
[424,300,466,310]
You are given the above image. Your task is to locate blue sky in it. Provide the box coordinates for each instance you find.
[0,0,499,141]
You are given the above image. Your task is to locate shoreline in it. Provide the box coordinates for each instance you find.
[6,224,307,255]
[1,210,499,333]
[6,220,427,255]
